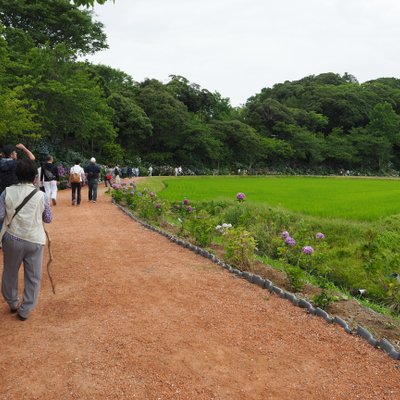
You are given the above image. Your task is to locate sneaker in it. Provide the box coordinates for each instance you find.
[72,200,76,206]
[17,313,27,321]
[52,198,56,206]
[92,200,96,203]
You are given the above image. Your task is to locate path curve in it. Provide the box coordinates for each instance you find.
[0,184,399,400]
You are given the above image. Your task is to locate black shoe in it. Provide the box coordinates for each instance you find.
[17,313,27,321]
[10,307,18,314]
[52,198,56,206]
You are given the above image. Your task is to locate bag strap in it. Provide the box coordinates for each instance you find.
[7,188,39,228]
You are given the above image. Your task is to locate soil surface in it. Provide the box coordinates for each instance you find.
[0,183,399,400]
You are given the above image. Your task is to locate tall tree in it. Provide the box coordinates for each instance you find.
[0,0,107,55]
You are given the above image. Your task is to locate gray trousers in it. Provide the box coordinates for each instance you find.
[1,232,44,318]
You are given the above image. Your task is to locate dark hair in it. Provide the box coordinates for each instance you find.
[74,159,81,165]
[16,159,37,183]
[46,155,53,162]
[2,144,16,157]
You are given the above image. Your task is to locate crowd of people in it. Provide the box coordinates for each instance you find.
[0,143,188,321]
[0,145,131,321]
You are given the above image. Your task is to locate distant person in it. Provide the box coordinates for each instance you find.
[114,164,121,184]
[69,159,85,206]
[0,144,35,194]
[148,166,153,176]
[105,164,113,188]
[178,166,182,175]
[0,159,52,321]
[174,167,178,176]
[41,155,59,206]
[85,157,101,203]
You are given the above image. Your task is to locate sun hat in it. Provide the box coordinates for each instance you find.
[90,157,96,163]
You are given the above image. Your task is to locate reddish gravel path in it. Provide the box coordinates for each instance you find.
[0,184,399,400]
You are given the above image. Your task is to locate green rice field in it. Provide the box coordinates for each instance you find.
[149,176,400,221]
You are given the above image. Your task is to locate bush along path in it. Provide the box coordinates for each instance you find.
[0,184,399,399]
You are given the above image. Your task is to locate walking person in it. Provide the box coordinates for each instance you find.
[69,159,85,206]
[0,159,52,321]
[114,164,121,184]
[104,164,113,188]
[41,155,59,206]
[85,157,101,203]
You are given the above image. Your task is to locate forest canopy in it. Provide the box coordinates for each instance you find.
[1,0,400,174]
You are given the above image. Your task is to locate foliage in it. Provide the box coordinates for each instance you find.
[221,227,257,271]
[185,209,217,247]
[312,290,340,310]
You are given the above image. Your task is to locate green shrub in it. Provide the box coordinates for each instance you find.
[186,209,217,247]
[222,227,257,271]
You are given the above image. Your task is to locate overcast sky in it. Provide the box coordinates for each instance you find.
[86,0,400,107]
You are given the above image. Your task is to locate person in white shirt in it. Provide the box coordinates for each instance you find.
[0,159,52,321]
[69,159,85,206]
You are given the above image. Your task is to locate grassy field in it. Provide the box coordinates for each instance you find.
[146,175,400,221]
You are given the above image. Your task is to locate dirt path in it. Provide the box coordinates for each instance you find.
[0,184,399,400]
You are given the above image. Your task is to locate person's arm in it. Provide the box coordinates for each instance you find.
[15,143,35,160]
[0,191,6,223]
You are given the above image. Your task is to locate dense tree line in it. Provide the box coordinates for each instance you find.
[1,0,400,174]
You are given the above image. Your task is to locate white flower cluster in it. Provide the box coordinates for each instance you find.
[215,223,232,233]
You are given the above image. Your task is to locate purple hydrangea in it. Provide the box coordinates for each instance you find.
[302,246,314,255]
[236,192,246,202]
[281,230,290,239]
[57,165,67,177]
[285,237,296,246]
[316,232,325,239]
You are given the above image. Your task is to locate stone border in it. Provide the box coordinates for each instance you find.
[114,201,400,361]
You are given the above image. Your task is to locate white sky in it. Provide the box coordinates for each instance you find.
[86,0,400,107]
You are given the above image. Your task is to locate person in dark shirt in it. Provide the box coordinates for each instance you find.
[85,157,101,203]
[0,144,35,194]
[41,155,59,206]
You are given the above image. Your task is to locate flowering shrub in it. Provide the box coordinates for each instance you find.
[172,199,195,234]
[236,192,246,202]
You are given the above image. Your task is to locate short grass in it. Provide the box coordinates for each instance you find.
[143,176,400,221]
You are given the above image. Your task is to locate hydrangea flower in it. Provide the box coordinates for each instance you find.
[285,237,296,246]
[236,192,246,202]
[302,246,314,255]
[281,230,290,239]
[316,232,325,239]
